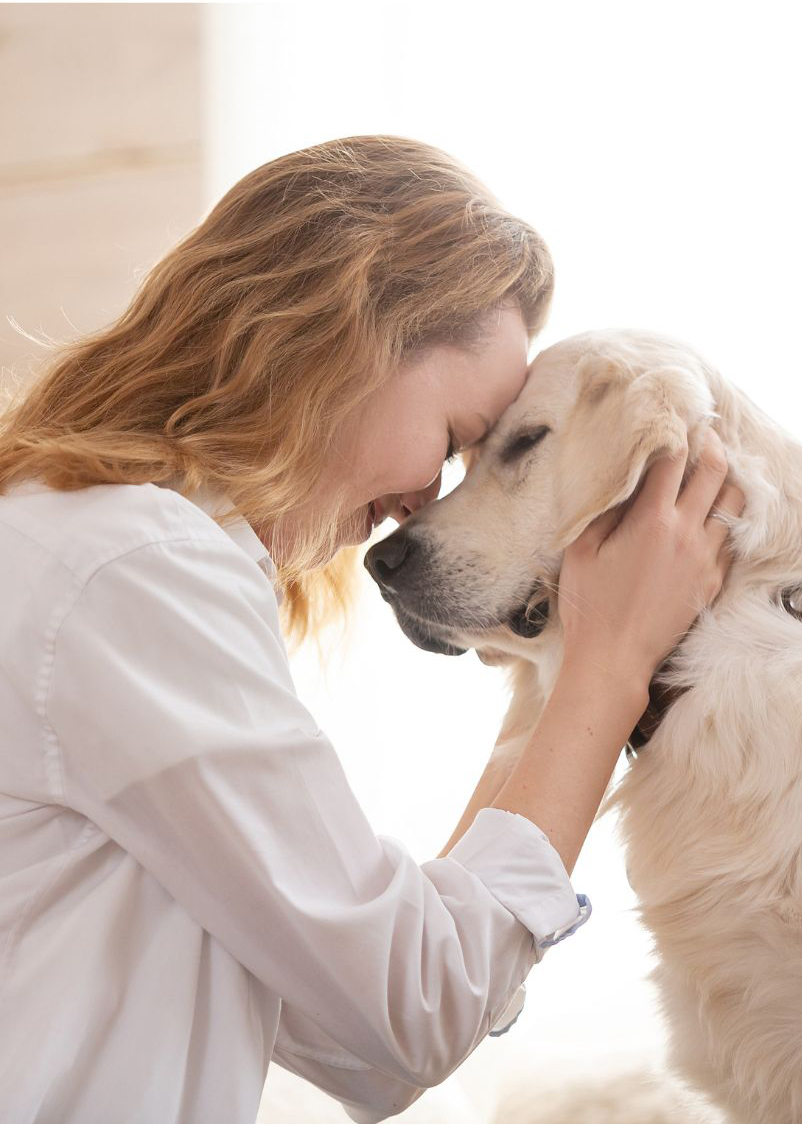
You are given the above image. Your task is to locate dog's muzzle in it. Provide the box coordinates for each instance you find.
[365,527,553,653]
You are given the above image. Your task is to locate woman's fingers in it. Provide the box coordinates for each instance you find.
[578,504,624,550]
[704,481,746,545]
[677,429,730,524]
[575,430,744,558]
[634,442,690,517]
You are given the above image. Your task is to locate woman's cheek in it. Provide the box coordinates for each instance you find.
[410,438,448,493]
[372,430,444,498]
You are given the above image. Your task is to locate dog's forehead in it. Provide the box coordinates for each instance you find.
[510,342,586,421]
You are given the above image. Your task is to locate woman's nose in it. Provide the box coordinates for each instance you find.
[397,473,442,520]
[383,472,443,523]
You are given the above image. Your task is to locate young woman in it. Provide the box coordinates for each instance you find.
[0,136,742,1124]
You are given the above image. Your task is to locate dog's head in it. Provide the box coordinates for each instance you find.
[364,330,718,661]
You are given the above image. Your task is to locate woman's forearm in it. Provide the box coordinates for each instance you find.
[437,658,648,869]
[437,749,518,859]
[488,658,648,875]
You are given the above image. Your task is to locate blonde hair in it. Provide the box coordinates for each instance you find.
[0,135,553,643]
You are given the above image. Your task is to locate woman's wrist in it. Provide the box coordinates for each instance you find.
[559,645,652,720]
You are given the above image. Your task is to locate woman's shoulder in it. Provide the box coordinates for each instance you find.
[0,479,235,584]
[0,476,268,593]
[0,479,284,666]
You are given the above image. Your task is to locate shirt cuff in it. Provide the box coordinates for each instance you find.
[446,807,591,960]
[488,982,527,1037]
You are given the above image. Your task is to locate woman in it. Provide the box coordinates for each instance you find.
[0,136,742,1123]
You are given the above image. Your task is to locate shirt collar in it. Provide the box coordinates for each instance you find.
[183,484,281,595]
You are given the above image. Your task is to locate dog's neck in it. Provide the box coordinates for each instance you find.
[625,667,689,758]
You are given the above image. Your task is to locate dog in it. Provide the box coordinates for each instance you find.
[364,329,802,1124]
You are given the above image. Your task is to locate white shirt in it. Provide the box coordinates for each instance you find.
[0,478,590,1124]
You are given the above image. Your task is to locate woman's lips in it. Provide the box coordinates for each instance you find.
[359,500,386,543]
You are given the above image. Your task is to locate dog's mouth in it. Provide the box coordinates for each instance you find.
[390,600,469,657]
[506,593,551,638]
[385,580,552,657]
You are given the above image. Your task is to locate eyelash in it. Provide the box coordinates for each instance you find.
[500,425,551,464]
[445,431,458,463]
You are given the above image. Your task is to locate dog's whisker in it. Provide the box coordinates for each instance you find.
[537,575,596,619]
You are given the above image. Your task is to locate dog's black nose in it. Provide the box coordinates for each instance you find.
[364,527,414,588]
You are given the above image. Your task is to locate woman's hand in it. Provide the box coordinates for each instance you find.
[557,429,745,692]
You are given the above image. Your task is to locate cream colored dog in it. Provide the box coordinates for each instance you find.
[365,329,802,1124]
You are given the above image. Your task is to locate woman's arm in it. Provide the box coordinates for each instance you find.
[436,659,643,871]
[437,747,518,859]
[488,659,645,875]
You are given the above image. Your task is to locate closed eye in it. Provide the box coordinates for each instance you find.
[500,425,551,464]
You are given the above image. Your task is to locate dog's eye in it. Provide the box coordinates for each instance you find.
[500,426,551,464]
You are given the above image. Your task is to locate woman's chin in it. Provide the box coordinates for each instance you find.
[331,525,369,554]
[267,505,374,572]
[335,504,375,549]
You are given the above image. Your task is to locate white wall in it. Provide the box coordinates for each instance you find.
[203,3,801,1118]
[0,4,202,380]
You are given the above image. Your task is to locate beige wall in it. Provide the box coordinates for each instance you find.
[0,3,202,383]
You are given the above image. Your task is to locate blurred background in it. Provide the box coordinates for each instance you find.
[2,2,799,1121]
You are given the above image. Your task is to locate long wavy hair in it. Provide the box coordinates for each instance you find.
[0,135,554,643]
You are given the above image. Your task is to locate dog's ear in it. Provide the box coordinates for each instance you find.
[554,355,715,549]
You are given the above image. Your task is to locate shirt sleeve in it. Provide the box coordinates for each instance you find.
[270,981,547,1122]
[44,536,589,1098]
[272,998,427,1121]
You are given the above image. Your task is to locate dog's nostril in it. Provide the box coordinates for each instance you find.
[373,557,395,583]
[364,529,413,586]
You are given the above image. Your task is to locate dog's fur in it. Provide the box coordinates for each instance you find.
[365,330,802,1124]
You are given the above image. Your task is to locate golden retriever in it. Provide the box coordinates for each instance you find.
[365,329,802,1124]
